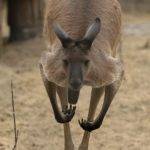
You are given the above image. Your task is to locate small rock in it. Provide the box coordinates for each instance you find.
[142,40,150,49]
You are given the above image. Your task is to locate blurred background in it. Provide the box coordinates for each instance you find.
[0,0,150,150]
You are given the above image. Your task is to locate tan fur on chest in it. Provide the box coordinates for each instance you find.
[42,0,123,87]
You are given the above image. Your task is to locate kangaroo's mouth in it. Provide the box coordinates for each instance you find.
[69,85,81,91]
[69,79,82,91]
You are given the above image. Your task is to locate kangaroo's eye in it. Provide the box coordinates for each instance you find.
[63,59,69,66]
[84,60,90,66]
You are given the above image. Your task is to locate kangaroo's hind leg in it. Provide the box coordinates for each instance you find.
[57,86,75,150]
[79,87,104,150]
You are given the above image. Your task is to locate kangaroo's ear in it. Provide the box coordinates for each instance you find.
[84,18,101,43]
[78,18,101,50]
[53,23,74,48]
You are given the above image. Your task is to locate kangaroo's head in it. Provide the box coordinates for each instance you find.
[53,18,101,91]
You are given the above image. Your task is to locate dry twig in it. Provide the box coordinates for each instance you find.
[11,80,19,150]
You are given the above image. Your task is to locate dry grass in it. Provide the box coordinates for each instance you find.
[0,13,150,150]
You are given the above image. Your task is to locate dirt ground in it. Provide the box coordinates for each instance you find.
[0,13,150,150]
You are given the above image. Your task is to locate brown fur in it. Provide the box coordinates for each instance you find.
[41,0,124,87]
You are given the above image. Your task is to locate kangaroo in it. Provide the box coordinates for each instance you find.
[40,0,124,150]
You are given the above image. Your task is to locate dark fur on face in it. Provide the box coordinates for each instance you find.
[63,48,90,90]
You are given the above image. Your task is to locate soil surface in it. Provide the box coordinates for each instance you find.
[0,13,150,150]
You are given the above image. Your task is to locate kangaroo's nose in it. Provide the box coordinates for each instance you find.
[70,79,82,90]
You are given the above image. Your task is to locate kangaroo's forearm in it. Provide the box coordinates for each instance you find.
[40,64,76,123]
[91,84,117,130]
[79,80,121,132]
[40,67,63,122]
